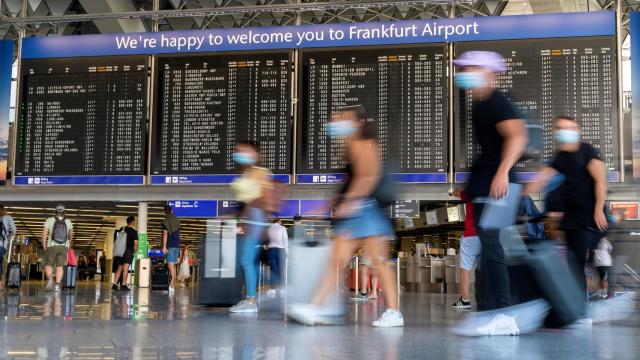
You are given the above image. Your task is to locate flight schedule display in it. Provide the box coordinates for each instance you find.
[152,52,291,185]
[455,37,619,182]
[15,56,148,185]
[298,45,448,184]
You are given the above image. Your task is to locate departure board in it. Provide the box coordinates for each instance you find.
[15,56,148,183]
[455,37,619,178]
[298,45,448,183]
[152,52,291,183]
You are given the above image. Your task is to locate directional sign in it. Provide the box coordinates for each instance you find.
[167,200,218,218]
[390,200,420,218]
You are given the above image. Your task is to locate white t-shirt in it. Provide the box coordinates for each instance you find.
[267,223,289,252]
[44,217,74,247]
[593,238,612,267]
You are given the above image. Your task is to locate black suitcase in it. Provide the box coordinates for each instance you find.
[63,265,77,290]
[197,220,244,306]
[152,264,170,290]
[6,262,21,289]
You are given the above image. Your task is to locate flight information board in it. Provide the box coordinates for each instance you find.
[298,45,448,184]
[152,52,291,185]
[455,37,619,182]
[15,56,148,185]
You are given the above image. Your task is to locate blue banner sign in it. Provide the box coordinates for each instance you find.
[217,200,242,217]
[22,12,615,59]
[297,173,447,184]
[273,200,300,218]
[151,174,290,185]
[632,12,640,179]
[14,175,145,186]
[167,200,218,218]
[0,40,11,185]
[299,200,331,217]
[455,171,620,184]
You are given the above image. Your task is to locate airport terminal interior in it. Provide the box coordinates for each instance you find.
[1,0,640,359]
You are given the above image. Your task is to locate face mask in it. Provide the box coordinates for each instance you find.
[326,121,357,138]
[554,129,580,144]
[455,72,486,90]
[233,152,256,165]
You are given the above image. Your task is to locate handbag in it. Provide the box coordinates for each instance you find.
[113,228,127,257]
[371,171,397,207]
[67,248,77,266]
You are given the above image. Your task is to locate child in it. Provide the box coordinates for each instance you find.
[593,237,613,299]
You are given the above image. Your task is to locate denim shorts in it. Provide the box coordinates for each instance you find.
[459,236,481,270]
[166,247,180,264]
[334,199,394,240]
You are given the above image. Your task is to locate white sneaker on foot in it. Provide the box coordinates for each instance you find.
[168,286,175,296]
[229,300,258,313]
[476,314,520,336]
[54,284,61,293]
[44,279,54,292]
[372,309,404,328]
[287,303,321,326]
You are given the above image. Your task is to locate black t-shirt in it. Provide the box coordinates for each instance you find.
[551,142,601,230]
[114,226,138,252]
[465,90,519,198]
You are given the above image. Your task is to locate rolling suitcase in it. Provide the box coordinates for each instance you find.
[6,262,21,289]
[197,219,244,306]
[63,265,77,290]
[151,263,170,291]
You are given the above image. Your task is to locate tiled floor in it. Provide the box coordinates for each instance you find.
[0,281,638,359]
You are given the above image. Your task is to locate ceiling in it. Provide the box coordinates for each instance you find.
[2,202,208,250]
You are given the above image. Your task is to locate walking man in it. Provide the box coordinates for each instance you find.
[43,205,74,292]
[0,205,17,290]
[162,205,181,295]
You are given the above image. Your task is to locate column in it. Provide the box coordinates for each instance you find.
[136,202,150,287]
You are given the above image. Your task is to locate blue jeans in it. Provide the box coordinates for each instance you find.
[240,207,267,299]
[268,248,285,289]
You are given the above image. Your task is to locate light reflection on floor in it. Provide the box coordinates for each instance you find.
[0,282,638,359]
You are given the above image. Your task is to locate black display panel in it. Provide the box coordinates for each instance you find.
[299,45,448,176]
[455,37,619,177]
[153,52,291,177]
[16,56,148,177]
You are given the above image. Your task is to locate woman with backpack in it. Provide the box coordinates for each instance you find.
[287,105,403,327]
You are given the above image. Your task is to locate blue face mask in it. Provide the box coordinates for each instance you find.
[326,121,357,138]
[455,72,486,90]
[233,152,256,165]
[554,129,580,144]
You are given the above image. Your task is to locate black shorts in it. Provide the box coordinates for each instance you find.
[114,249,134,266]
[597,266,611,281]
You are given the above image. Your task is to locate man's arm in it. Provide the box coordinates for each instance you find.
[282,226,289,255]
[68,222,74,247]
[523,166,557,195]
[42,227,48,250]
[493,119,528,198]
[162,230,168,254]
[8,216,17,238]
[587,158,608,231]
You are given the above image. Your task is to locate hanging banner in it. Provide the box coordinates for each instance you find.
[632,12,640,178]
[21,12,615,59]
[0,40,11,185]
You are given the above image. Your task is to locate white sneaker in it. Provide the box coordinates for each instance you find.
[229,300,258,313]
[476,314,520,336]
[54,284,61,293]
[266,289,277,298]
[44,279,54,292]
[372,309,404,328]
[168,286,175,296]
[287,303,321,326]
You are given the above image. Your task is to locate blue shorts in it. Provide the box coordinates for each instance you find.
[335,199,394,240]
[166,247,180,264]
[459,236,481,270]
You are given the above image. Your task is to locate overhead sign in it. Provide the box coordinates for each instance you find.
[273,200,300,218]
[299,200,331,217]
[217,200,242,217]
[390,200,420,218]
[168,200,218,218]
[21,12,615,59]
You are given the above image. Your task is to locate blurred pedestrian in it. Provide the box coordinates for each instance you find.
[0,205,17,291]
[229,141,273,313]
[526,116,608,307]
[454,51,528,312]
[288,105,403,327]
[450,190,480,309]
